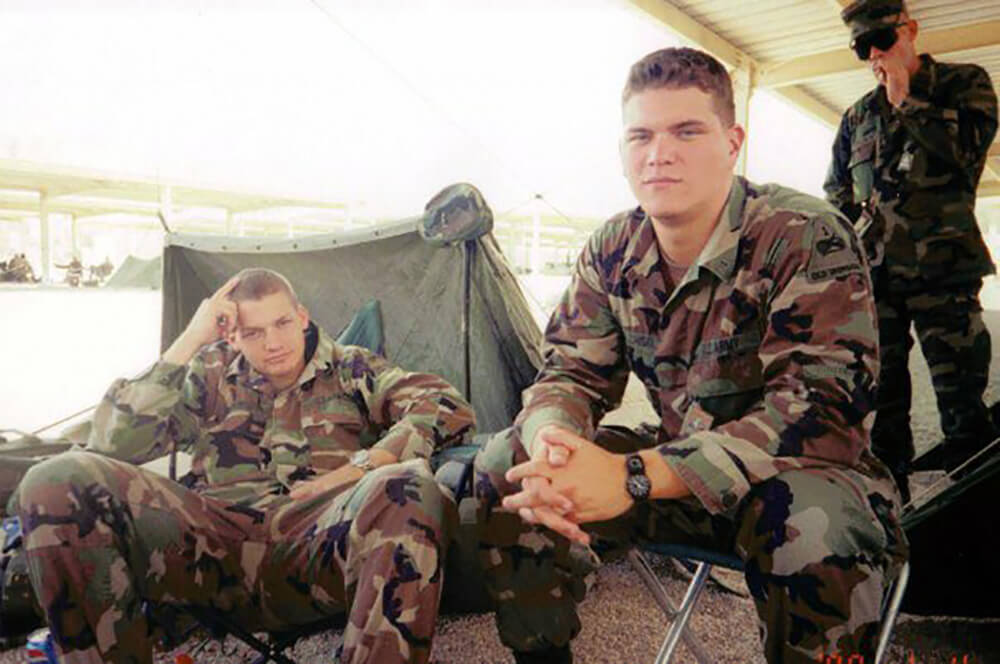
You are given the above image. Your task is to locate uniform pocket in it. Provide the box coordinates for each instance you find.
[624,329,667,387]
[848,133,876,203]
[687,345,764,425]
[302,412,373,470]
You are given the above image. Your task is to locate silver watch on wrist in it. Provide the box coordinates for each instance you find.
[350,449,376,472]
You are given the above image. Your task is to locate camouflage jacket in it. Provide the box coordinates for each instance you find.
[823,54,998,286]
[517,177,886,515]
[87,323,475,507]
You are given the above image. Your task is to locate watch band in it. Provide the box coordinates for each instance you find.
[625,452,652,502]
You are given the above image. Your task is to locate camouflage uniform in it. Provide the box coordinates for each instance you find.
[15,322,474,664]
[824,38,999,480]
[475,177,908,662]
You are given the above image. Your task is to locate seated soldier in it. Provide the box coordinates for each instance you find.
[7,254,34,283]
[474,48,908,664]
[15,268,475,664]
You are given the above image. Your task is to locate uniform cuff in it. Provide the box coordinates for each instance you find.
[657,433,750,515]
[144,361,188,388]
[518,407,589,458]
[373,425,431,462]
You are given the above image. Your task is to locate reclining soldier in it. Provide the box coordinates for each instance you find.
[14,268,475,664]
[474,47,908,664]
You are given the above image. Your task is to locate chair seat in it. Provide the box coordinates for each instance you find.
[638,542,743,571]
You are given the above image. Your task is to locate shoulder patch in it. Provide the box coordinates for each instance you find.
[806,218,863,282]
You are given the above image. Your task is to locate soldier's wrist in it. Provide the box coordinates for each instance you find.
[368,448,397,468]
[162,331,207,366]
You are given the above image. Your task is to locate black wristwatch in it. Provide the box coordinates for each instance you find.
[625,453,652,503]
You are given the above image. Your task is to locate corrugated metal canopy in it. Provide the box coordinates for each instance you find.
[629,0,1000,197]
[0,159,347,217]
[0,157,353,239]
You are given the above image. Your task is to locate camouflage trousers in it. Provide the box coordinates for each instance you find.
[871,274,995,472]
[14,451,454,664]
[474,426,908,664]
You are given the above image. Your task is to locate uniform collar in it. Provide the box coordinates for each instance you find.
[224,321,333,393]
[916,54,935,74]
[696,175,745,282]
[912,53,936,93]
[632,176,745,285]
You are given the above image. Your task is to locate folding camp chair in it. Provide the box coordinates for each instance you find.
[146,600,344,664]
[628,543,911,664]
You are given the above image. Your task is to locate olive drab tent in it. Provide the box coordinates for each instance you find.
[104,255,163,290]
[160,193,543,434]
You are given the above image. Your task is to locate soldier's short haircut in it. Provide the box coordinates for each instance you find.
[622,47,736,127]
[228,268,300,306]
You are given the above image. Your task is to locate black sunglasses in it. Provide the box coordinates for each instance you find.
[851,23,907,60]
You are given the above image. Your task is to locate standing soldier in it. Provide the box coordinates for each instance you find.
[14,268,475,664]
[55,256,83,287]
[824,0,999,502]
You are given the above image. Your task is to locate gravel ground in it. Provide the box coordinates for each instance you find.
[3,313,999,664]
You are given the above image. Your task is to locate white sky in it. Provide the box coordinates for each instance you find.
[1,0,835,220]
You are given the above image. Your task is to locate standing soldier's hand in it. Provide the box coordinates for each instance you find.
[162,276,240,365]
[878,57,911,108]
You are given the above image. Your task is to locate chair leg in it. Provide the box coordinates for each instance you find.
[627,550,680,616]
[874,561,910,664]
[627,551,714,664]
[185,607,298,664]
[249,646,296,664]
[653,561,712,664]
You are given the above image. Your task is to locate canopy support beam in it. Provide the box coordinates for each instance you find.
[39,190,51,282]
[733,62,756,177]
[70,213,79,260]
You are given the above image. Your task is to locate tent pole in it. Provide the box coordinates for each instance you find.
[463,240,475,400]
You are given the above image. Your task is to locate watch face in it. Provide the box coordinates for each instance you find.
[626,474,652,501]
[351,450,374,470]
